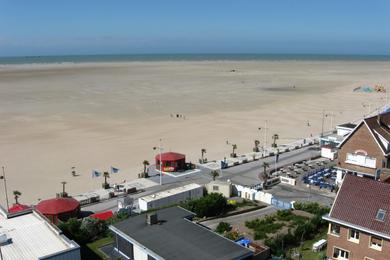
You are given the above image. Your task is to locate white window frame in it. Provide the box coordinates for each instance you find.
[369,236,383,251]
[348,229,360,244]
[329,223,341,237]
[333,247,350,260]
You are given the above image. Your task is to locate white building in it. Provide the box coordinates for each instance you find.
[205,180,232,197]
[0,207,80,260]
[138,183,203,211]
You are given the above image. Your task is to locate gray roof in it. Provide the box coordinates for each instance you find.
[111,207,252,260]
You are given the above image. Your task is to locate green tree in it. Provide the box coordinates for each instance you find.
[261,162,270,189]
[13,190,21,204]
[211,170,219,181]
[182,193,229,218]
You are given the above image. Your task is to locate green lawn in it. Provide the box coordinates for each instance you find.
[288,228,328,260]
[86,236,114,260]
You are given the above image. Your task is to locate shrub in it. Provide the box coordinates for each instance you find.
[293,202,330,216]
[181,193,231,218]
[215,222,232,234]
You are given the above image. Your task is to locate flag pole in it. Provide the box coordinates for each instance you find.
[2,166,10,211]
[159,138,163,186]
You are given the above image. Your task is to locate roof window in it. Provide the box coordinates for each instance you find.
[376,209,386,221]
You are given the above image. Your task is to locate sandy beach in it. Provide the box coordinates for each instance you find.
[0,60,390,204]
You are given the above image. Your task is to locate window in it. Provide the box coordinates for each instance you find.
[370,236,383,251]
[330,223,341,236]
[213,185,219,191]
[376,209,386,221]
[348,229,360,243]
[333,247,349,259]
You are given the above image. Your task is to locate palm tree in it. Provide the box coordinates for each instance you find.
[232,144,237,157]
[201,148,207,163]
[211,170,219,181]
[143,160,150,174]
[261,162,270,189]
[254,140,260,152]
[102,171,110,189]
[272,134,279,148]
[13,190,21,204]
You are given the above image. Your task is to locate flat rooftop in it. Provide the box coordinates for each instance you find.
[0,209,79,260]
[111,207,252,260]
[139,183,202,203]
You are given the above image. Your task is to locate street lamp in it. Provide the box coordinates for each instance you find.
[258,120,268,154]
[153,139,164,186]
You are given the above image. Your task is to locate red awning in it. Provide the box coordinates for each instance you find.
[90,210,114,221]
[8,203,30,213]
[155,152,185,161]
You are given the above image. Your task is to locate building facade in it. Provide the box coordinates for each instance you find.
[323,174,390,260]
[337,113,390,180]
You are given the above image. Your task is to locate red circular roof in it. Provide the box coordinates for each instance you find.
[8,203,30,213]
[36,197,80,215]
[155,152,185,161]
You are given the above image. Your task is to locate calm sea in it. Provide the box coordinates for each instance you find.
[1,53,390,65]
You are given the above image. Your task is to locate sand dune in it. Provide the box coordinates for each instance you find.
[0,60,389,204]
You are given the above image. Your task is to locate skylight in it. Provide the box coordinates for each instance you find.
[376,209,386,221]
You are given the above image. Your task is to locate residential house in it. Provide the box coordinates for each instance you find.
[109,206,253,260]
[337,113,390,181]
[323,174,390,260]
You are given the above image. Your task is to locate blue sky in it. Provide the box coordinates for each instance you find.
[0,1,389,56]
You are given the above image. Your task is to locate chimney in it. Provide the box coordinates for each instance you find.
[146,212,158,225]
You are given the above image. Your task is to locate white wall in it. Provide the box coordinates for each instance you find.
[133,244,149,260]
[234,184,273,204]
[138,186,203,211]
[321,147,337,160]
[280,176,296,186]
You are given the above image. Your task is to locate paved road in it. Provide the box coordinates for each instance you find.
[83,146,323,213]
[200,206,277,230]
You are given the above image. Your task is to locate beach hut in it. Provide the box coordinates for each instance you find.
[155,152,186,172]
[36,197,80,224]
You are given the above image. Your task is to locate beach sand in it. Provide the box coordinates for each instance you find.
[0,60,389,204]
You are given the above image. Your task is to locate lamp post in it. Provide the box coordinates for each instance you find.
[258,120,268,154]
[153,139,163,186]
[1,166,10,211]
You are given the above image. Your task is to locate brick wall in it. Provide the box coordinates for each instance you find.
[327,224,390,260]
[338,123,385,175]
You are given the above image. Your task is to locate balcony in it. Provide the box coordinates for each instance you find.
[345,153,376,169]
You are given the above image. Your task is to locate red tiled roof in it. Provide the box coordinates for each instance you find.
[8,203,30,213]
[155,152,185,161]
[90,210,114,221]
[36,197,80,215]
[330,174,390,236]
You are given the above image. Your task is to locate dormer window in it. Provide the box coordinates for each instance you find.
[376,209,386,221]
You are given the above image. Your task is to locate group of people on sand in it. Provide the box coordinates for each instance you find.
[170,113,186,120]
